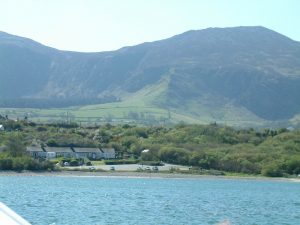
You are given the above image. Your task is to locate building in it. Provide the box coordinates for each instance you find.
[26,146,116,160]
[72,147,102,159]
[0,125,4,131]
[26,146,46,159]
[100,148,115,159]
[44,147,74,158]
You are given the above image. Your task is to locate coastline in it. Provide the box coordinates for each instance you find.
[0,170,299,182]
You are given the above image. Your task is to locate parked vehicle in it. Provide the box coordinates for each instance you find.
[89,166,96,171]
[152,166,158,171]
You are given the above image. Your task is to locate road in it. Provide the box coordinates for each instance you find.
[66,163,190,172]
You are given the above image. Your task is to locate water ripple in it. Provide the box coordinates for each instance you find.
[0,176,299,225]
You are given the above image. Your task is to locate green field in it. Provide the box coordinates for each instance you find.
[0,79,200,125]
[0,79,297,127]
[0,102,271,127]
[0,100,200,125]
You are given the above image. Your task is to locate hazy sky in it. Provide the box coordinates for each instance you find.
[0,0,299,52]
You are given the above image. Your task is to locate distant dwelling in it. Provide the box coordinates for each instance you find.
[100,148,115,159]
[72,147,102,159]
[26,146,74,159]
[0,125,4,131]
[44,147,74,158]
[26,146,46,159]
[26,146,115,160]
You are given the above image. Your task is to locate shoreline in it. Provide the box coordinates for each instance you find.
[0,170,299,182]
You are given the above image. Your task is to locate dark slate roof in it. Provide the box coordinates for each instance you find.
[73,147,101,153]
[101,148,115,154]
[26,146,44,152]
[44,147,73,153]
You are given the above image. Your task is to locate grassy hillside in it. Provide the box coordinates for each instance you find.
[0,75,167,124]
[1,74,299,128]
[0,79,273,127]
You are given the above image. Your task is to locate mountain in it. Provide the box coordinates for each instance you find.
[1,26,300,123]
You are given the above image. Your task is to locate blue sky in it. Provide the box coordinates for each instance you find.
[0,0,299,52]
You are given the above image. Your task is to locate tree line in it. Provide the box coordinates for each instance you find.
[0,117,299,176]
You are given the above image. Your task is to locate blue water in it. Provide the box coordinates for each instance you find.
[0,176,300,225]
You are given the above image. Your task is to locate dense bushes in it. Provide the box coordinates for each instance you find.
[159,147,190,165]
[283,158,300,174]
[261,163,283,177]
[0,132,54,171]
[0,155,54,171]
[1,119,300,176]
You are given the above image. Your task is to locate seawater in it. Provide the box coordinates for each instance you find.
[0,176,299,225]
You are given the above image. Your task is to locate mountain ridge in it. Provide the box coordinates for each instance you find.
[1,26,300,123]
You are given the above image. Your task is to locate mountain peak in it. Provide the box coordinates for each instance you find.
[173,26,294,43]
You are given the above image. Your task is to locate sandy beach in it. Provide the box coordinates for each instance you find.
[0,170,299,182]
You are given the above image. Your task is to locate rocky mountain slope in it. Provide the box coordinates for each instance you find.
[1,26,300,121]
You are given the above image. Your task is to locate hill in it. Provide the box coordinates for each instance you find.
[1,26,300,125]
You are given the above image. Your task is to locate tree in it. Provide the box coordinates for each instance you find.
[5,134,26,157]
[158,147,190,165]
[261,163,283,177]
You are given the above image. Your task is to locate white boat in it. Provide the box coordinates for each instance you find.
[0,202,31,225]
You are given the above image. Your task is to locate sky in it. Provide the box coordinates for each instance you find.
[0,0,299,52]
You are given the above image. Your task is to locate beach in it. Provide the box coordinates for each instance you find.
[1,170,299,182]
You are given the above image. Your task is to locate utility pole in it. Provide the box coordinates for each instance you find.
[66,111,69,124]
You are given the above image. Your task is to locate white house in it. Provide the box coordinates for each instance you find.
[0,125,4,131]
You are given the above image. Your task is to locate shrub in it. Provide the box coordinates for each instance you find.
[25,158,41,170]
[0,157,13,170]
[261,163,283,177]
[283,158,300,175]
[0,154,54,171]
[139,161,164,166]
[12,158,25,171]
[69,159,79,166]
[158,147,190,165]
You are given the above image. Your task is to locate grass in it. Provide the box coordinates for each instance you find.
[0,77,277,127]
[223,172,263,178]
[0,99,269,127]
[90,160,105,165]
[0,78,201,125]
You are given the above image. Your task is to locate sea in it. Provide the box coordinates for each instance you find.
[0,175,299,225]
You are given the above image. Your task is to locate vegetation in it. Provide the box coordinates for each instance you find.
[0,116,300,177]
[0,133,54,171]
[104,159,139,165]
